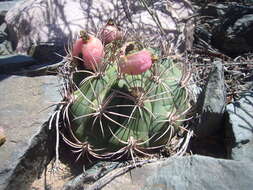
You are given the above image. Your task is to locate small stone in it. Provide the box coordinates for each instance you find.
[0,127,6,146]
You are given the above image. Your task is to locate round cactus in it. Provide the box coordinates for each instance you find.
[51,27,192,164]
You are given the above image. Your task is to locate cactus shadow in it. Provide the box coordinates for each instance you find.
[189,112,229,159]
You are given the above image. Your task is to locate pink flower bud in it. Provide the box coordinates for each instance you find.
[72,31,105,71]
[81,36,105,70]
[100,19,123,44]
[119,48,152,75]
[72,38,83,57]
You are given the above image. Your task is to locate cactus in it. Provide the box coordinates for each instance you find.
[51,27,192,164]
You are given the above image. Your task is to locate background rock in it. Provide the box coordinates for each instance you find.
[211,4,253,56]
[200,3,229,17]
[226,91,253,161]
[0,1,24,56]
[5,0,194,61]
[0,54,36,73]
[0,23,13,55]
[0,11,7,25]
[194,3,253,57]
[0,75,61,190]
[102,155,253,190]
[0,0,23,13]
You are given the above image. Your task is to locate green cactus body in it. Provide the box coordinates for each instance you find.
[70,66,117,142]
[64,51,190,161]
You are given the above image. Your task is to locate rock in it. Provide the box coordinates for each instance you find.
[226,91,253,161]
[2,123,55,190]
[0,22,13,55]
[0,23,8,42]
[245,0,253,5]
[0,54,36,73]
[200,3,229,17]
[0,10,7,25]
[0,127,6,146]
[211,4,253,56]
[195,61,226,137]
[62,161,124,190]
[189,61,227,158]
[0,40,13,55]
[0,75,61,190]
[5,0,194,61]
[28,42,66,63]
[0,1,17,56]
[0,0,23,13]
[101,155,253,190]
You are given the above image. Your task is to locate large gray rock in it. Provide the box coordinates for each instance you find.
[226,91,253,161]
[101,155,253,190]
[195,61,226,137]
[0,75,61,190]
[5,0,194,59]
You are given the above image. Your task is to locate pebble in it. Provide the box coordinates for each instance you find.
[0,127,6,146]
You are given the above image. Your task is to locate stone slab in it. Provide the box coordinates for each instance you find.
[0,75,61,189]
[102,155,253,190]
